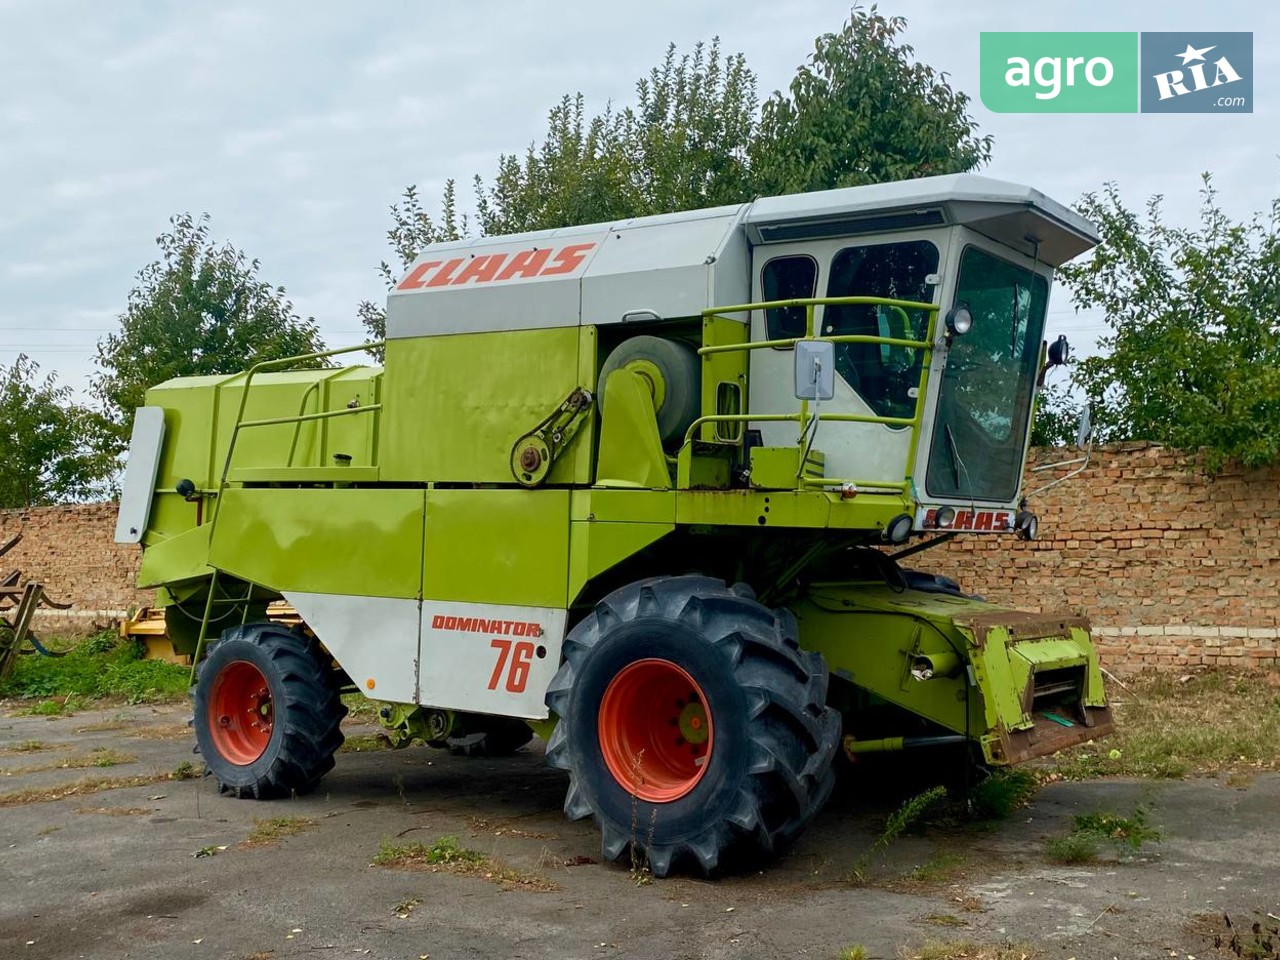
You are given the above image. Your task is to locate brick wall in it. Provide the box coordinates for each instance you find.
[927,443,1279,671]
[0,503,147,634]
[3,445,1279,669]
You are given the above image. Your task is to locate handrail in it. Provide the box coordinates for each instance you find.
[697,296,939,494]
[217,341,385,489]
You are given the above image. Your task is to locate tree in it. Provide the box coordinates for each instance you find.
[360,7,991,346]
[94,213,326,451]
[750,7,992,194]
[0,355,113,507]
[1061,176,1280,469]
[1030,380,1083,447]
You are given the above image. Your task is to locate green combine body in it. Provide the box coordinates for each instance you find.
[116,174,1112,876]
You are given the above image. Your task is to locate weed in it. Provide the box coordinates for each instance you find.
[372,834,559,891]
[374,835,482,867]
[969,770,1038,820]
[905,940,1039,960]
[626,750,655,885]
[850,785,947,883]
[9,740,47,753]
[0,635,189,705]
[1043,832,1100,864]
[37,825,60,836]
[338,734,389,753]
[171,760,200,780]
[1046,806,1161,863]
[0,773,170,807]
[907,852,968,885]
[922,915,971,928]
[3,748,137,776]
[75,806,152,816]
[393,896,422,919]
[839,946,869,960]
[242,816,315,847]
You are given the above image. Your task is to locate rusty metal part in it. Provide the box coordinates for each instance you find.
[953,610,1091,649]
[995,704,1115,764]
[518,446,543,471]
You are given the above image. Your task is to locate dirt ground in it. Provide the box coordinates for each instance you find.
[1,702,1276,960]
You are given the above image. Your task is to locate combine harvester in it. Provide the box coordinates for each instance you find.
[116,174,1112,876]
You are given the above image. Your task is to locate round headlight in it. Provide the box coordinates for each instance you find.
[884,513,914,544]
[1015,510,1039,541]
[946,305,973,336]
[933,505,956,529]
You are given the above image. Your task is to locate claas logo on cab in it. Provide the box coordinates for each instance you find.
[397,242,596,290]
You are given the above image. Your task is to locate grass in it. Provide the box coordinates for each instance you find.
[1045,807,1161,863]
[242,816,316,848]
[0,773,170,807]
[849,785,948,884]
[1044,671,1280,780]
[75,805,152,816]
[373,834,559,892]
[838,947,868,960]
[2,740,50,754]
[0,633,190,706]
[904,941,1039,960]
[1,747,136,776]
[969,770,1038,820]
[905,852,968,886]
[338,733,390,753]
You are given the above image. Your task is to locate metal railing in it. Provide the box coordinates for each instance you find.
[696,296,939,494]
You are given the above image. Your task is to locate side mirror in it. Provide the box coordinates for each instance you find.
[1047,334,1070,367]
[794,340,835,401]
[1075,404,1092,447]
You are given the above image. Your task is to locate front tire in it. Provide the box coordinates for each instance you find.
[545,576,840,877]
[194,623,346,798]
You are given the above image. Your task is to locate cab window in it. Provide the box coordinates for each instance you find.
[762,255,818,340]
[822,240,938,419]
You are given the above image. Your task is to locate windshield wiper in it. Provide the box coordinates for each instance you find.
[1010,281,1021,354]
[944,423,963,492]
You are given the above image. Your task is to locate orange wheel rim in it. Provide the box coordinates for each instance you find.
[208,660,274,765]
[598,658,713,803]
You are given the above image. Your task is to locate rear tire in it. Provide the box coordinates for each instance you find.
[545,576,840,877]
[194,622,346,798]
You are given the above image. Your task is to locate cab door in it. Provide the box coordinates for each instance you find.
[748,234,945,485]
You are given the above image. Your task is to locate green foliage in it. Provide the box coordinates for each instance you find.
[1030,381,1084,447]
[373,835,482,867]
[751,7,991,195]
[838,946,869,960]
[94,213,326,452]
[1062,175,1280,469]
[1046,806,1160,862]
[969,769,1039,821]
[850,784,947,882]
[0,355,115,507]
[0,633,189,704]
[361,8,990,345]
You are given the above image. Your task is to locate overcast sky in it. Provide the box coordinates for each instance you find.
[1,0,1275,398]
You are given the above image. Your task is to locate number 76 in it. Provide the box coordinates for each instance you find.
[488,638,534,693]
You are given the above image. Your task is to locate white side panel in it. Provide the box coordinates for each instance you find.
[385,226,609,338]
[114,406,166,544]
[284,592,421,704]
[581,213,740,323]
[419,601,567,720]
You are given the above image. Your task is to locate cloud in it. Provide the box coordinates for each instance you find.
[0,0,1274,406]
